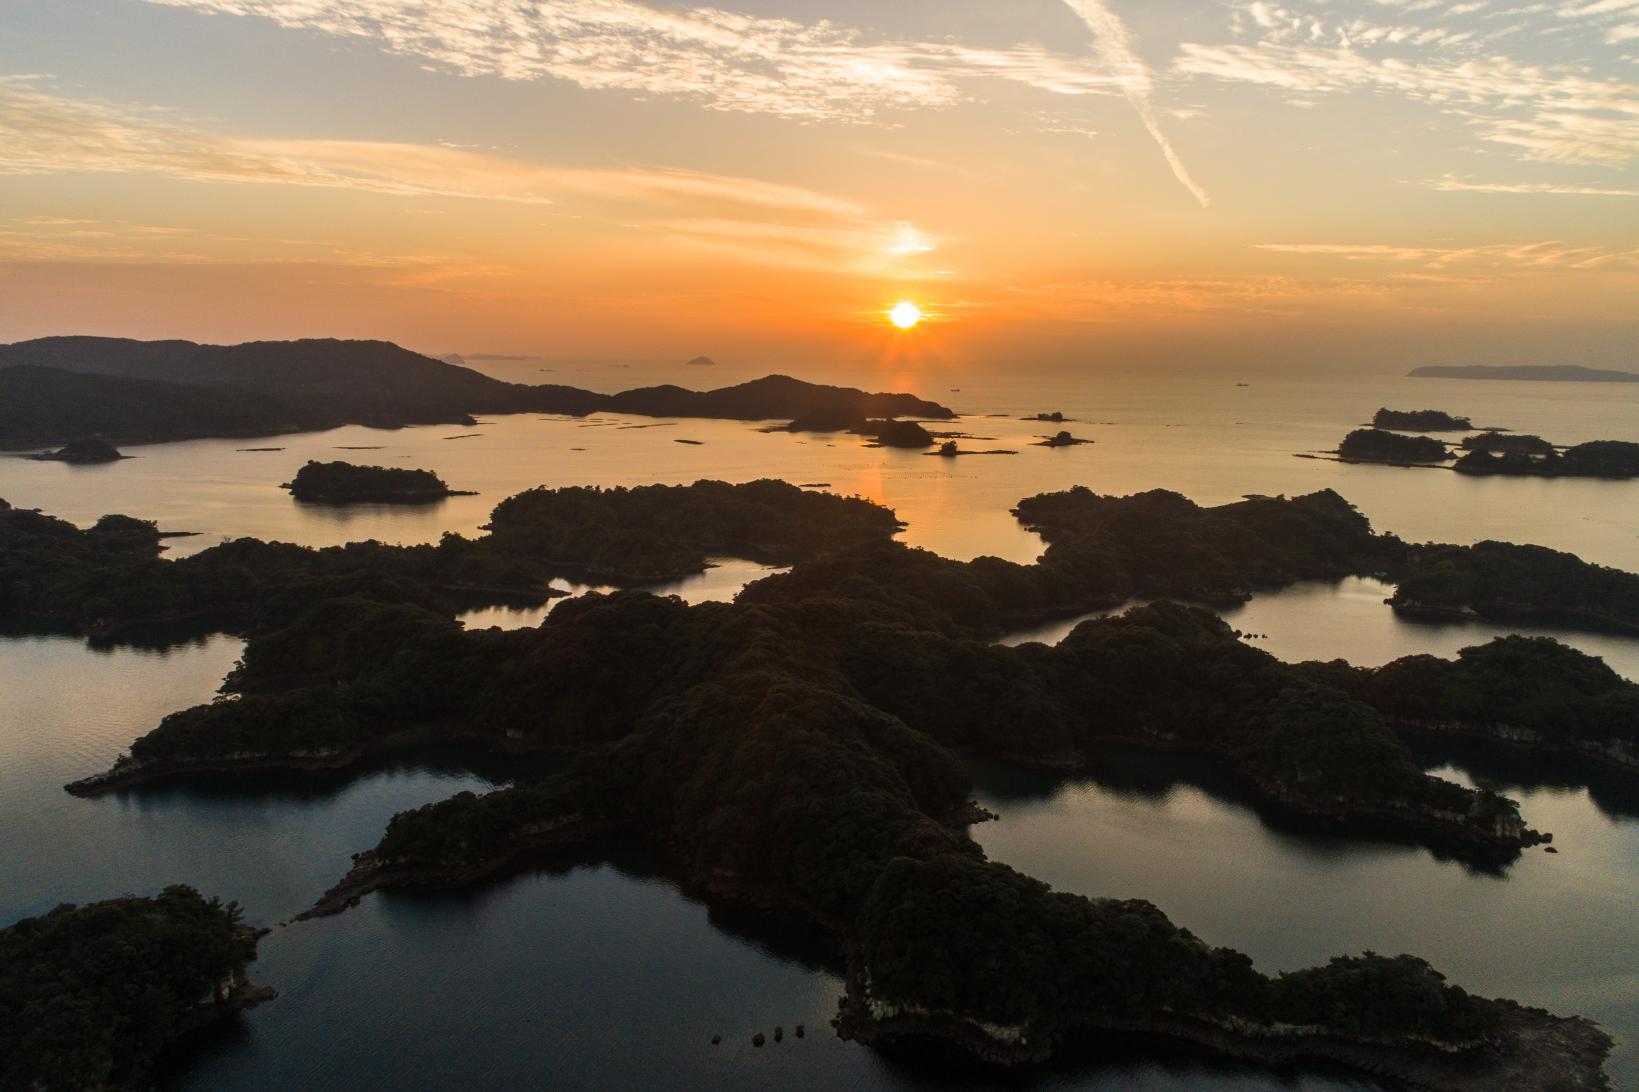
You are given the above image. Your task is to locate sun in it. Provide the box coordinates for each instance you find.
[887,300,923,330]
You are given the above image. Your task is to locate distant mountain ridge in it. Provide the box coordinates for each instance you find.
[1410,364,1639,383]
[0,336,954,449]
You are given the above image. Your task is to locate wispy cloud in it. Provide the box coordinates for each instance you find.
[140,0,1126,122]
[1255,240,1639,270]
[0,78,863,219]
[1058,0,1211,206]
[1428,173,1639,197]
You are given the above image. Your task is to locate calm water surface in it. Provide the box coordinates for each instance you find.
[1,365,1634,1089]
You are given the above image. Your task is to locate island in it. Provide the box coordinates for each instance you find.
[30,482,1634,1087]
[28,438,126,464]
[779,410,935,448]
[684,355,716,367]
[283,460,475,504]
[1372,408,1474,431]
[1033,430,1092,447]
[1461,432,1555,456]
[1455,440,1639,479]
[0,337,955,449]
[1023,411,1067,422]
[1411,364,1639,383]
[1336,428,1451,464]
[0,886,270,1089]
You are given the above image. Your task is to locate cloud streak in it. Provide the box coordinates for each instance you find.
[1058,0,1211,207]
[140,0,1126,122]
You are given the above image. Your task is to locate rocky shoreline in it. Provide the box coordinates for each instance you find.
[835,969,1612,1091]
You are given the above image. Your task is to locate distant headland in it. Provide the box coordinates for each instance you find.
[1410,364,1639,383]
[0,337,954,449]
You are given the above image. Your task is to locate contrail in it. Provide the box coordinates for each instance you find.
[1059,0,1210,207]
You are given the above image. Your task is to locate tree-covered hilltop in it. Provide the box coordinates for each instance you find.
[1460,431,1555,455]
[283,460,471,504]
[483,479,901,580]
[1455,440,1639,479]
[1391,540,1639,634]
[1011,486,1639,633]
[54,488,1623,1086]
[1372,408,1474,431]
[0,886,267,1091]
[0,480,900,634]
[1337,428,1451,464]
[1307,636,1639,769]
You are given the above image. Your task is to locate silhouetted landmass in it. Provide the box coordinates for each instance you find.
[1411,364,1639,383]
[684,355,716,366]
[29,438,125,464]
[1337,429,1451,464]
[1461,432,1555,455]
[0,365,327,448]
[780,410,936,447]
[1455,441,1639,479]
[1305,637,1638,775]
[0,480,896,637]
[1034,430,1092,447]
[0,337,954,447]
[43,482,1622,1085]
[1024,411,1066,422]
[283,460,473,504]
[1390,541,1639,634]
[1372,408,1474,431]
[0,886,269,1090]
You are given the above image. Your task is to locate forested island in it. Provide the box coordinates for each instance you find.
[0,337,954,448]
[26,481,1633,1088]
[283,460,474,504]
[1336,429,1451,464]
[1372,408,1474,431]
[0,887,269,1089]
[1455,440,1639,479]
[779,409,936,447]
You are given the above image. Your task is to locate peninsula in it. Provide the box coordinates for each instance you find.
[1410,365,1639,383]
[0,337,955,449]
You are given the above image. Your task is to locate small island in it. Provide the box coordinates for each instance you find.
[1461,432,1555,456]
[283,460,475,504]
[0,886,270,1090]
[29,438,126,464]
[1336,428,1451,464]
[1033,430,1092,447]
[780,410,935,448]
[1372,408,1474,431]
[1023,411,1067,422]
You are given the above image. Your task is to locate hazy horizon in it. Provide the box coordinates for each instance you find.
[2,0,1636,371]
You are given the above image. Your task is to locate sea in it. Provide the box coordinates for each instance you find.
[2,360,1635,1089]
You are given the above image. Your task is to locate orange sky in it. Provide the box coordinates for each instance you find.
[2,1,1635,371]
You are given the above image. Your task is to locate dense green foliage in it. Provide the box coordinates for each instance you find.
[0,886,255,1091]
[1338,429,1451,463]
[284,460,464,503]
[1372,408,1473,431]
